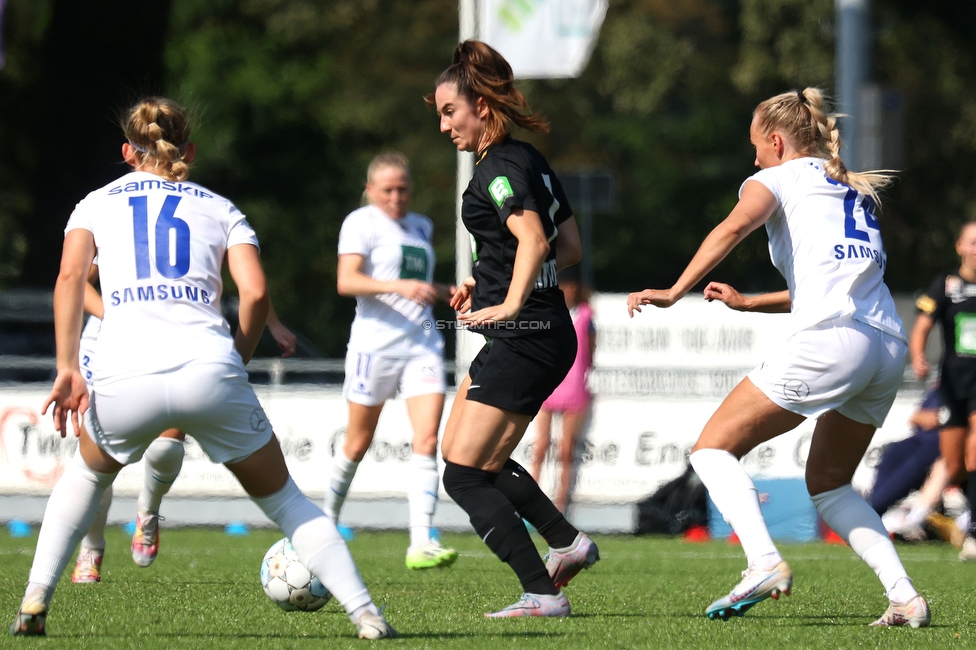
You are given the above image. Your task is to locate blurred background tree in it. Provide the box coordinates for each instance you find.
[0,0,171,288]
[2,0,976,356]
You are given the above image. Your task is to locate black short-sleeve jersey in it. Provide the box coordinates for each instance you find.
[916,272,976,377]
[462,135,574,337]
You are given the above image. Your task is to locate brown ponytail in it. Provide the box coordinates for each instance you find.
[426,40,548,148]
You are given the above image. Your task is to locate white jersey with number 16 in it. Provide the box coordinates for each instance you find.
[64,170,259,385]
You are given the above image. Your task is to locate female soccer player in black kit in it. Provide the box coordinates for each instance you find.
[911,220,976,560]
[429,40,599,618]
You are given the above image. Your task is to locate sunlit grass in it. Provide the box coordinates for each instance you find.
[2,528,974,648]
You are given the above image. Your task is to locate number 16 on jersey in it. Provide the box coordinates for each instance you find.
[130,195,190,280]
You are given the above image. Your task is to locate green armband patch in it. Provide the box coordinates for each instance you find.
[956,313,976,356]
[488,176,514,208]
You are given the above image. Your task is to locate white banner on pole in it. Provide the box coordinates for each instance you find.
[479,0,608,79]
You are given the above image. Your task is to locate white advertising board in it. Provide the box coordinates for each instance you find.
[0,294,925,505]
[589,293,792,369]
[0,384,919,503]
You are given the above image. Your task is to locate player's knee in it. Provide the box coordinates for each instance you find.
[443,462,527,561]
[144,437,184,476]
[411,430,438,456]
[442,461,487,502]
[806,470,847,498]
[557,445,574,465]
[342,436,372,462]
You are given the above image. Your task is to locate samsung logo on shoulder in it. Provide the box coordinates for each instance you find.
[108,179,214,198]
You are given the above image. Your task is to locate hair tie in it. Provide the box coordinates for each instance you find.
[797,90,807,105]
[127,139,150,154]
[129,138,189,154]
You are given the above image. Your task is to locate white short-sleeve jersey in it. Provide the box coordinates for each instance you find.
[65,171,259,384]
[337,205,444,356]
[742,158,905,341]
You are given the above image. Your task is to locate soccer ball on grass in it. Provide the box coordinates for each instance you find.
[260,537,331,611]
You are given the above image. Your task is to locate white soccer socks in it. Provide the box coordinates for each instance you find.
[80,484,113,551]
[25,451,118,607]
[811,483,918,601]
[408,453,440,548]
[137,437,184,515]
[253,478,376,623]
[690,449,781,567]
[322,451,360,521]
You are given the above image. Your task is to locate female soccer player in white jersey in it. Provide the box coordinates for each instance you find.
[627,88,930,628]
[10,97,394,639]
[68,266,185,582]
[70,265,298,582]
[325,152,458,570]
[430,41,598,618]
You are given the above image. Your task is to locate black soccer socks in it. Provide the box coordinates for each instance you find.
[443,461,558,595]
[493,459,579,549]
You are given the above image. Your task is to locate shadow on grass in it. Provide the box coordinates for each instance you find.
[569,613,648,619]
[49,631,563,640]
[734,613,892,627]
[397,632,562,639]
[613,612,877,625]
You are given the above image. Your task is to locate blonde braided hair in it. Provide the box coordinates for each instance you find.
[755,88,893,203]
[122,97,192,182]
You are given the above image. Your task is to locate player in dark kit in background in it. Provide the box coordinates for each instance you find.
[911,220,976,560]
[429,40,599,618]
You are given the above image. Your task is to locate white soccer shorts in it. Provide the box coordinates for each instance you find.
[84,361,273,465]
[342,350,446,406]
[748,315,907,428]
[79,339,96,392]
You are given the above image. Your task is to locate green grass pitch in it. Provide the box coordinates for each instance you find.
[2,528,976,648]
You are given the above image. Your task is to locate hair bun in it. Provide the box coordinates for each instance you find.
[453,41,469,65]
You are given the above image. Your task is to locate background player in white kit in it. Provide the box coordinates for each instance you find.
[325,152,458,570]
[628,88,930,628]
[10,97,394,639]
[71,264,298,582]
